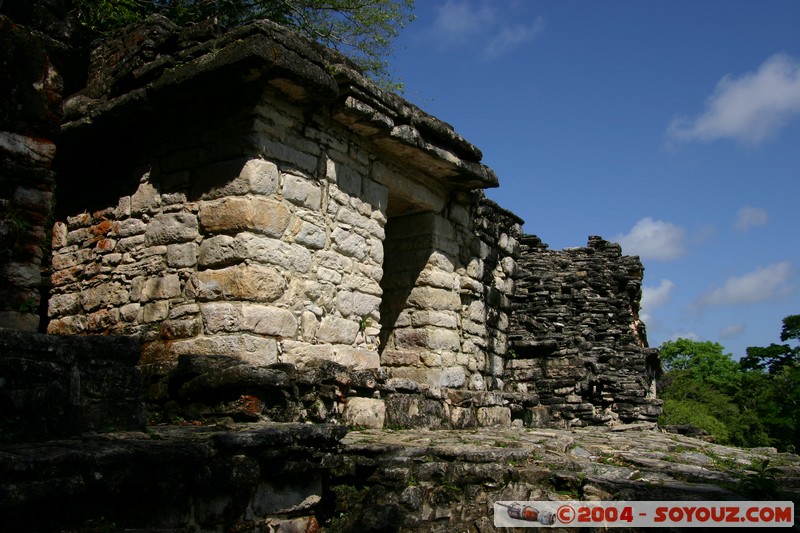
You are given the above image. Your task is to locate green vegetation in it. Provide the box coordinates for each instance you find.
[739,458,781,498]
[658,314,799,451]
[326,484,370,532]
[431,482,462,503]
[72,0,415,89]
[73,0,147,32]
[18,297,38,314]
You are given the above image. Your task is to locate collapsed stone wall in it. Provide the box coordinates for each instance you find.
[507,235,662,426]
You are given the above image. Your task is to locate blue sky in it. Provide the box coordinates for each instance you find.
[389,1,800,357]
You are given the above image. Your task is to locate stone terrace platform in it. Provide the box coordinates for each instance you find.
[3,422,798,532]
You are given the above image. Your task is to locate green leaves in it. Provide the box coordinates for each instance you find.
[658,318,799,451]
[659,338,740,393]
[740,314,800,374]
[74,0,149,33]
[660,398,732,443]
[73,0,416,90]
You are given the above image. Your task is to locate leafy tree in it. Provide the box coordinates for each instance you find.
[72,0,415,88]
[658,338,760,446]
[659,338,740,394]
[73,0,148,31]
[659,318,799,451]
[659,397,732,443]
[740,314,800,374]
[738,315,800,451]
[658,367,739,443]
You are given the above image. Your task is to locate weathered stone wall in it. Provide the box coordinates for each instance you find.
[379,195,522,393]
[45,17,514,412]
[469,198,524,389]
[32,14,661,429]
[507,235,662,426]
[0,2,74,330]
[0,329,144,441]
[47,88,394,394]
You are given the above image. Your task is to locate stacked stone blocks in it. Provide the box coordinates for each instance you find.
[507,235,661,426]
[0,12,66,331]
[49,109,392,385]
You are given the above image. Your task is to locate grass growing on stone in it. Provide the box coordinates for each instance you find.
[702,449,745,472]
[431,483,463,503]
[327,484,372,532]
[735,458,782,499]
[332,484,369,506]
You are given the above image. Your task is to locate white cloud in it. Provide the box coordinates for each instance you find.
[640,279,674,325]
[735,206,768,231]
[433,0,494,46]
[431,1,543,59]
[668,331,702,342]
[667,53,800,145]
[695,261,794,308]
[614,218,687,261]
[719,323,746,339]
[480,17,545,61]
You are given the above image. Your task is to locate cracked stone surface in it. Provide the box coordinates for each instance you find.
[341,423,800,503]
[2,422,798,531]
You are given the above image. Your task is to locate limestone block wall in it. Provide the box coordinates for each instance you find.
[43,15,520,407]
[380,211,467,386]
[378,196,522,393]
[47,93,519,402]
[47,87,398,396]
[506,235,662,425]
[468,198,524,390]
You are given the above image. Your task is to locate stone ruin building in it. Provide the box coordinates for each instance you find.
[1,12,661,435]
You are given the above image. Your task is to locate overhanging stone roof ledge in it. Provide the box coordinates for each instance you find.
[61,15,499,191]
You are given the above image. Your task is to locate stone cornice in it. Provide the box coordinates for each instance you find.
[62,15,498,191]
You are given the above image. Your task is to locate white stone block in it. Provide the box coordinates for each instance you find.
[130,180,161,214]
[242,304,298,337]
[200,302,242,333]
[477,406,511,427]
[198,235,244,267]
[342,397,385,429]
[238,233,312,272]
[334,346,380,370]
[141,274,182,302]
[435,366,466,388]
[316,316,359,344]
[166,242,197,268]
[331,227,368,260]
[144,212,198,246]
[283,173,322,209]
[292,220,326,249]
[240,158,280,195]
